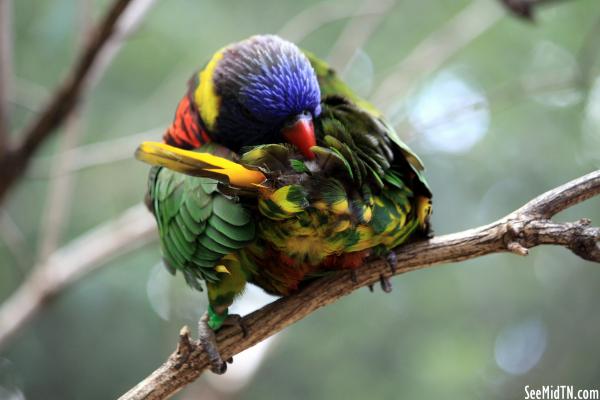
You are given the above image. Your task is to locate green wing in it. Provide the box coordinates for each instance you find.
[303,50,430,194]
[149,145,255,291]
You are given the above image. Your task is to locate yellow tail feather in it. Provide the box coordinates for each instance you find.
[135,142,266,189]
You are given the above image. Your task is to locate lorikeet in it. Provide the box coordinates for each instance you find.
[136,35,432,373]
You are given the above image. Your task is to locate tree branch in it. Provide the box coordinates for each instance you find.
[0,0,134,204]
[119,170,600,400]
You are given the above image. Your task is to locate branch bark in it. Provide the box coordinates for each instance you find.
[0,0,134,204]
[119,170,600,400]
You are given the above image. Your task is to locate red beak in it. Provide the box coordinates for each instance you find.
[282,114,316,160]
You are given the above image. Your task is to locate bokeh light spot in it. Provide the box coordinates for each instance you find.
[494,318,547,375]
[408,71,490,154]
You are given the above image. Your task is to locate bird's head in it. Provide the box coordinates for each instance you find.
[193,35,321,159]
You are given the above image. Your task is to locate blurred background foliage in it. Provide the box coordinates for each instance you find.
[1,0,600,398]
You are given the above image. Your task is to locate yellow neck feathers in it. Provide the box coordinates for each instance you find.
[194,49,224,130]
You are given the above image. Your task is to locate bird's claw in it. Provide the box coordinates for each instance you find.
[197,312,248,374]
[379,274,392,293]
[367,252,396,293]
[379,251,397,293]
[198,312,227,374]
[350,270,358,285]
[222,313,249,338]
[367,274,393,293]
[385,251,398,274]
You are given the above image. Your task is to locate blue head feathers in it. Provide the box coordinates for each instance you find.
[210,35,321,151]
[239,37,321,121]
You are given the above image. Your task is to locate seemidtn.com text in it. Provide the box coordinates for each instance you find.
[525,385,599,400]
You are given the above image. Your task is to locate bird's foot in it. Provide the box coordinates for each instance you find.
[221,313,249,338]
[379,274,393,293]
[197,312,248,374]
[380,251,397,293]
[368,252,397,293]
[367,275,393,293]
[349,270,358,285]
[385,251,398,274]
[198,312,227,374]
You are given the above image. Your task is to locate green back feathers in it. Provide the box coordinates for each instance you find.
[304,50,430,197]
[149,145,255,290]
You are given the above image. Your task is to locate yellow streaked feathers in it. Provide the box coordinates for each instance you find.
[195,49,224,130]
[362,206,373,223]
[330,198,350,215]
[135,142,266,189]
[270,186,304,214]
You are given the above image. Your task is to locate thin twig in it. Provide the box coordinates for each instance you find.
[0,204,156,350]
[0,209,29,271]
[35,0,155,259]
[278,0,392,43]
[36,0,93,261]
[0,0,13,153]
[326,0,394,70]
[36,111,84,260]
[0,0,134,204]
[27,128,163,179]
[119,170,600,400]
[500,0,578,20]
[370,1,504,109]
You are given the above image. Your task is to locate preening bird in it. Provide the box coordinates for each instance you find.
[136,34,432,373]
